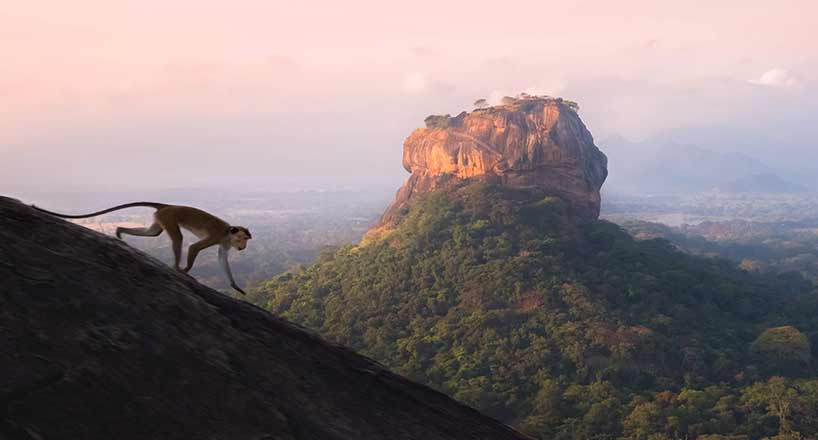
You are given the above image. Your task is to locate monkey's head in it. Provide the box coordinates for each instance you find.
[228,226,252,251]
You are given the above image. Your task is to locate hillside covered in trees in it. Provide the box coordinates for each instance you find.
[250,182,818,439]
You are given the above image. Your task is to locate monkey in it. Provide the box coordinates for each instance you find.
[31,202,252,295]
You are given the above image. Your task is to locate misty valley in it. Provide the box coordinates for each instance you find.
[26,171,818,297]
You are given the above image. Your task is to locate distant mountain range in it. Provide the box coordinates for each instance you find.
[602,136,807,194]
[717,172,807,194]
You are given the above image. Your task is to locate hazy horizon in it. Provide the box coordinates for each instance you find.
[3,1,817,193]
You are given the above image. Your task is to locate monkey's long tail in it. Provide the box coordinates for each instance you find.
[31,202,169,219]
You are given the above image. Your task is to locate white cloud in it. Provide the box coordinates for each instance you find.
[403,72,428,93]
[749,68,802,88]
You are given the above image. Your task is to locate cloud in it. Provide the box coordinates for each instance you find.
[403,72,428,93]
[749,68,802,88]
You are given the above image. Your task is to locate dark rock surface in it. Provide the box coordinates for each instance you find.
[0,196,528,440]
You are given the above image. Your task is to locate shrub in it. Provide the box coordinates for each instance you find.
[424,114,451,129]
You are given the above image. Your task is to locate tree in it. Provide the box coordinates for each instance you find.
[424,114,451,129]
[623,401,663,440]
[531,379,563,421]
[473,98,489,109]
[562,99,580,112]
[751,326,811,376]
[742,377,799,435]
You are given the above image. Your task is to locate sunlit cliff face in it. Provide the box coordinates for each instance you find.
[373,97,608,234]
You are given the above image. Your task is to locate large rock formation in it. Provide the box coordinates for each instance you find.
[377,97,608,229]
[0,196,528,440]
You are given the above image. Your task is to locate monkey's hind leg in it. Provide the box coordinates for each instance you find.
[116,223,163,239]
[163,223,184,271]
[182,237,221,273]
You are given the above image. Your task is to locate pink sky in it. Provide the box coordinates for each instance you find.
[2,1,817,190]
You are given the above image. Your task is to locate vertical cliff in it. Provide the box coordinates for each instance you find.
[376,97,607,231]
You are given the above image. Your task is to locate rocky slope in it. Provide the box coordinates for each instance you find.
[376,97,607,230]
[0,196,528,440]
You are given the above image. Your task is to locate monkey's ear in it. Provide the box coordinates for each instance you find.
[229,227,239,234]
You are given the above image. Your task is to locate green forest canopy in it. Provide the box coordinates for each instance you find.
[250,182,818,440]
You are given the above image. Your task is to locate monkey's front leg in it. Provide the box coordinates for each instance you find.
[219,244,246,295]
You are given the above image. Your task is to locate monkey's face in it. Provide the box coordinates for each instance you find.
[229,226,252,251]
